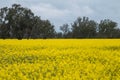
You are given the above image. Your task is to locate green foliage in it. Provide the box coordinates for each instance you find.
[0,4,55,39]
[71,17,97,38]
[60,24,71,38]
[98,19,118,38]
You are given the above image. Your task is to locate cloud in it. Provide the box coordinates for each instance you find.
[0,0,120,31]
[30,2,94,22]
[30,3,69,19]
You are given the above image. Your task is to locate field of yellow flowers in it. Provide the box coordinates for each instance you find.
[0,39,120,80]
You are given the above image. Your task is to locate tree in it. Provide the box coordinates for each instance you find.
[98,19,117,38]
[0,7,10,39]
[71,17,97,38]
[7,4,34,39]
[42,20,55,38]
[0,4,35,39]
[0,4,56,39]
[112,28,120,38]
[60,24,70,38]
[30,16,55,39]
[55,32,63,38]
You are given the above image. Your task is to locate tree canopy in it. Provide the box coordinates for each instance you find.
[0,4,55,39]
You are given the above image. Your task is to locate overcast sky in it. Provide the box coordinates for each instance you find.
[0,0,120,31]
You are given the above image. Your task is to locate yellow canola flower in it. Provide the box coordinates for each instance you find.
[0,39,120,80]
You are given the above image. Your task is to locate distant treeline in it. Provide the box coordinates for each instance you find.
[0,4,120,39]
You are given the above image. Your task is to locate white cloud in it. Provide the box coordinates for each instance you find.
[30,2,94,28]
[30,3,69,19]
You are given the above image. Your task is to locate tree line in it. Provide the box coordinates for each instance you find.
[0,4,120,39]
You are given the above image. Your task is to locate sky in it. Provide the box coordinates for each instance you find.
[0,0,120,31]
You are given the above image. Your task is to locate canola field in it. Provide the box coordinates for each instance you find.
[0,39,120,80]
